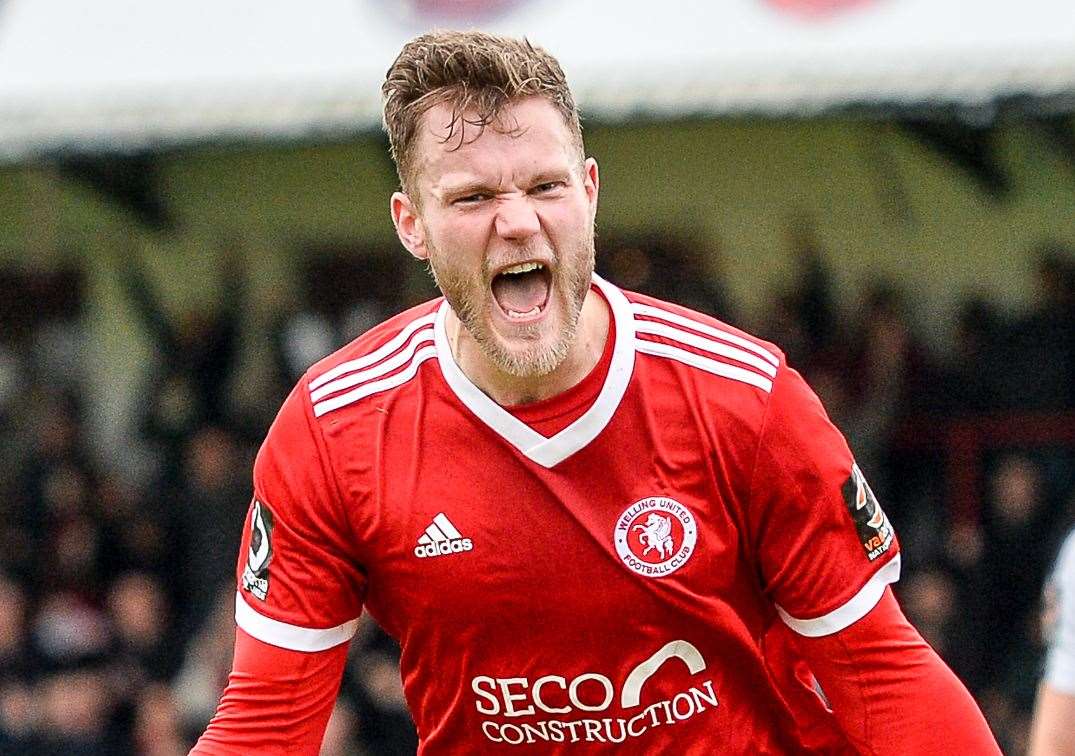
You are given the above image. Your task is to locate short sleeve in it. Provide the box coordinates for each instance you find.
[1043,530,1075,693]
[748,363,901,638]
[234,378,366,652]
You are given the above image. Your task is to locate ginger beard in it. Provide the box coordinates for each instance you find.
[426,230,595,379]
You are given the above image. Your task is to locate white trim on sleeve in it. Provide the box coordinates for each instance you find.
[234,592,360,652]
[776,554,902,638]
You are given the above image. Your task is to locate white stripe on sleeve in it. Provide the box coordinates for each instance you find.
[234,592,360,652]
[775,555,901,638]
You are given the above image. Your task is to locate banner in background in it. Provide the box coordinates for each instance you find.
[0,0,1073,159]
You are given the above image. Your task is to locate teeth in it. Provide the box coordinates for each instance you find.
[506,306,541,319]
[501,262,544,275]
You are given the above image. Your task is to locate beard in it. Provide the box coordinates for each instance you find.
[427,234,595,379]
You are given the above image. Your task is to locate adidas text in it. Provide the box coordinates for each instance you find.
[415,538,473,558]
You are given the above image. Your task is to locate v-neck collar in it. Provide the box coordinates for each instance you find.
[434,274,636,468]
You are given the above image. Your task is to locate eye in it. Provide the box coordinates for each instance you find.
[532,181,565,195]
[453,193,490,206]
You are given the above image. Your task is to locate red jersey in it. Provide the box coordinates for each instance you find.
[233,275,900,754]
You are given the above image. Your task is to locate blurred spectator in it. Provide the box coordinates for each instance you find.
[597,231,736,321]
[0,575,29,676]
[132,683,187,756]
[172,427,250,638]
[172,590,236,740]
[973,456,1054,694]
[35,669,114,755]
[0,679,36,753]
[107,572,177,683]
[320,700,364,756]
[945,294,1004,413]
[112,241,248,482]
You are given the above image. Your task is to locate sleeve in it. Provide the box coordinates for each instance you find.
[748,362,900,637]
[191,380,367,753]
[190,628,350,755]
[234,378,366,651]
[799,587,1001,755]
[1043,530,1075,694]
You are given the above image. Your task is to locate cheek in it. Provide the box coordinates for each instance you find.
[428,215,491,259]
[541,200,592,240]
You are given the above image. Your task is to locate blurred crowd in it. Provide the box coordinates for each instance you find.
[0,227,1072,754]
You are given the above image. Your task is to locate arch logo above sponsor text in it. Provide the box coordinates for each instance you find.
[471,639,717,745]
[614,497,697,577]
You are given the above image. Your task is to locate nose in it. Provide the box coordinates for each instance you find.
[493,196,540,242]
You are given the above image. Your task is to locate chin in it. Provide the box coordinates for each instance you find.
[488,332,570,378]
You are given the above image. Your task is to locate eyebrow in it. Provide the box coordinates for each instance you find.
[438,169,574,198]
[438,180,498,199]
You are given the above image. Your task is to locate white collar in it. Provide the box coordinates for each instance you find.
[434,274,636,468]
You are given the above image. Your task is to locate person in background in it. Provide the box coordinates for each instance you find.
[1029,526,1075,755]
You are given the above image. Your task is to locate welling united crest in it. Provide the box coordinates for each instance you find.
[614,497,697,578]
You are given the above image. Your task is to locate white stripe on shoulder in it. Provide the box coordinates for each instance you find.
[631,303,779,367]
[776,555,902,638]
[634,319,777,378]
[234,592,359,652]
[308,312,437,392]
[310,327,434,402]
[636,339,774,393]
[313,345,436,417]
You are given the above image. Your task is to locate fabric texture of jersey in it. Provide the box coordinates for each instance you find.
[1043,528,1075,694]
[232,275,901,754]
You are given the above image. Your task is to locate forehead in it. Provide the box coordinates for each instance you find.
[413,97,578,189]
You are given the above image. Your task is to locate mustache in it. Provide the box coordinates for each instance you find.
[482,246,557,279]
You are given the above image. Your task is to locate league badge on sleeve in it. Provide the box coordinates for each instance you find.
[842,463,894,562]
[241,500,274,600]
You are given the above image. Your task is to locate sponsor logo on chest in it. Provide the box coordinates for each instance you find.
[472,639,718,745]
[614,497,698,577]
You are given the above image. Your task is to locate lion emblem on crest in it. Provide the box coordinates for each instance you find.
[634,513,675,559]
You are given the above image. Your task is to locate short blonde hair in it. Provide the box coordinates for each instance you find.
[382,30,583,195]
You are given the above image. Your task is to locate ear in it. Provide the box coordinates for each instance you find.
[391,191,429,261]
[583,157,599,221]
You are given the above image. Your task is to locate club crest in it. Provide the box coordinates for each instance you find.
[614,497,697,578]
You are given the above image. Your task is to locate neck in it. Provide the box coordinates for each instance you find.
[446,289,610,406]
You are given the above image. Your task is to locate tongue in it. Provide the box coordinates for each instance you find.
[492,271,548,314]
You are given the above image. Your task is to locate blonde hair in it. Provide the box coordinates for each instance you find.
[382,30,583,195]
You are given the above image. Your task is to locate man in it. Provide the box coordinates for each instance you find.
[193,31,999,753]
[1029,527,1075,755]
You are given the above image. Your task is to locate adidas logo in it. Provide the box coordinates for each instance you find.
[414,513,474,559]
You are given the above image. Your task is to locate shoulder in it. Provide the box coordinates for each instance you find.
[304,299,442,419]
[623,289,784,398]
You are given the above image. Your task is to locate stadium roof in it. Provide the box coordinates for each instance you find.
[1,0,1074,161]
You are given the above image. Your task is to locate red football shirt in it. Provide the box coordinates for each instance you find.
[233,275,900,754]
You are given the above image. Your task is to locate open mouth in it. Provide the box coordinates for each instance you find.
[490,262,552,321]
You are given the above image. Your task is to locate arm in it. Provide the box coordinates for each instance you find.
[798,587,999,755]
[746,361,996,753]
[111,245,179,352]
[191,378,366,753]
[191,628,349,755]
